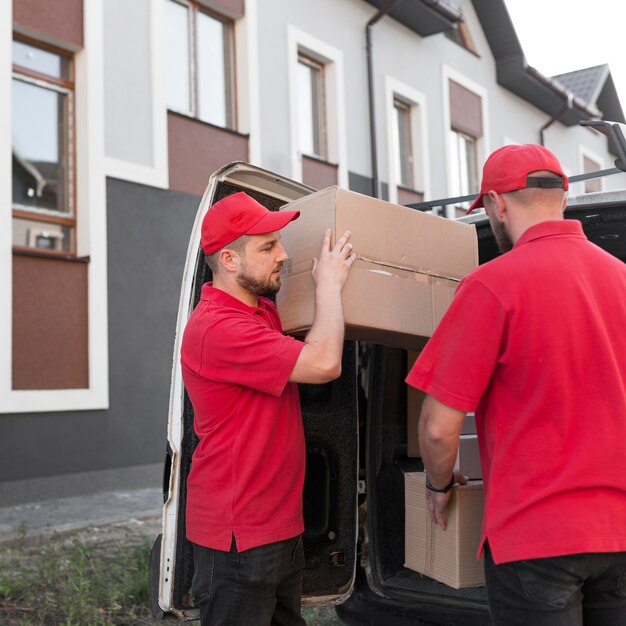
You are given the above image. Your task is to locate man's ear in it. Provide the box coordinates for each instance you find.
[218,248,240,273]
[489,191,508,221]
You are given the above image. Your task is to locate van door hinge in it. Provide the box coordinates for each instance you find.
[357,480,366,495]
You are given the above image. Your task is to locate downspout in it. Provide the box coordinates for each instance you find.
[366,0,404,198]
[539,93,573,146]
[526,66,600,146]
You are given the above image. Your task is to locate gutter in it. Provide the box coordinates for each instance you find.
[527,67,600,119]
[525,66,601,145]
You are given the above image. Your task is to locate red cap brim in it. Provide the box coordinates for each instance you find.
[466,194,483,214]
[246,209,300,235]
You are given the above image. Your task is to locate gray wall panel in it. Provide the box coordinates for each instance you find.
[0,180,199,494]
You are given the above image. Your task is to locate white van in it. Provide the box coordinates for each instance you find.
[150,123,626,624]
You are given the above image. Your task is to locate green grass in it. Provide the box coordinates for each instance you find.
[0,527,341,625]
[0,535,154,625]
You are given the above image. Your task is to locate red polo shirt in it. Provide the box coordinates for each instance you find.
[407,220,626,564]
[181,283,305,552]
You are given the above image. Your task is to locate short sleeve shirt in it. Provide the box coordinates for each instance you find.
[407,220,626,564]
[181,283,305,551]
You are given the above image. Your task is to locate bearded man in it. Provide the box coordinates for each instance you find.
[180,192,355,625]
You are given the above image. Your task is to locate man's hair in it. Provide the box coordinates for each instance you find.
[508,184,566,208]
[205,234,249,273]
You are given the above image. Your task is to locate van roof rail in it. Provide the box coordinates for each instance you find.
[407,120,626,213]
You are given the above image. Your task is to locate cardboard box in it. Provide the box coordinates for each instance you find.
[455,435,482,480]
[405,472,484,588]
[277,187,478,350]
[406,351,424,457]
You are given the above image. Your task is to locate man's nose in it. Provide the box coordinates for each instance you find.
[276,243,289,262]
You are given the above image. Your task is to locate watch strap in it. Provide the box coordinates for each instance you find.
[425,473,455,493]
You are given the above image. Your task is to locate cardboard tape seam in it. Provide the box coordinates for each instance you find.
[356,254,463,283]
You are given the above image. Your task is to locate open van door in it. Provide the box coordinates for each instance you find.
[149,162,360,620]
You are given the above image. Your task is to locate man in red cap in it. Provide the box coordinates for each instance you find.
[181,191,355,625]
[407,144,626,625]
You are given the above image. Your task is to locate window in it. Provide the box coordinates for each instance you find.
[449,129,478,216]
[448,78,483,217]
[393,97,414,189]
[287,27,347,187]
[446,21,478,55]
[583,155,602,193]
[297,53,326,159]
[12,39,75,253]
[164,0,235,129]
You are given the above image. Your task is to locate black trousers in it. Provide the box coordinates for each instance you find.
[191,534,306,626]
[484,542,626,626]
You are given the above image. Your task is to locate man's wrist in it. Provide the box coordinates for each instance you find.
[425,473,455,493]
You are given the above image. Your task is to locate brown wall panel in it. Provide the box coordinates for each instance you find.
[449,79,483,138]
[302,156,338,190]
[12,253,89,390]
[168,112,249,197]
[397,187,424,206]
[13,0,83,48]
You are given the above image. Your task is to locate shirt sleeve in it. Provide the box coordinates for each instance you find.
[406,276,507,412]
[195,311,304,397]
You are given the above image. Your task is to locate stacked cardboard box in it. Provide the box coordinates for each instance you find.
[407,409,478,462]
[406,351,481,480]
[456,433,482,479]
[405,472,484,589]
[277,187,478,350]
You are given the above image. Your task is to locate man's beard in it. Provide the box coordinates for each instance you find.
[236,262,282,297]
[492,218,514,253]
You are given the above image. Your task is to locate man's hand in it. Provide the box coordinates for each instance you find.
[312,229,356,290]
[425,470,468,530]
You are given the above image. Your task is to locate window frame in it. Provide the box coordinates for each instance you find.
[11,35,77,257]
[384,76,430,205]
[287,26,348,188]
[2,0,110,413]
[441,65,489,219]
[449,128,478,217]
[296,52,327,160]
[165,0,236,130]
[581,148,604,194]
[393,95,414,189]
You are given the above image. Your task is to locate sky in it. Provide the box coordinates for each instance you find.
[503,0,626,112]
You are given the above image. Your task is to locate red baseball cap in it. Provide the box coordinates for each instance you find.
[201,191,300,254]
[467,144,568,213]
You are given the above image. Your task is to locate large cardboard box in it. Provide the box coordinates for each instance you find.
[405,472,484,588]
[277,187,478,350]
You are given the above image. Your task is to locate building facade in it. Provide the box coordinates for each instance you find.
[2,0,624,504]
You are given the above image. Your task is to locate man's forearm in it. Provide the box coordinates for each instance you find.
[418,394,465,487]
[420,438,458,488]
[304,283,345,369]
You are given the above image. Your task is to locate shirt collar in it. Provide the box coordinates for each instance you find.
[514,219,584,249]
[201,282,261,314]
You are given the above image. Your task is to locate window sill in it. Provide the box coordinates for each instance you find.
[167,109,249,139]
[12,246,90,263]
[301,153,338,168]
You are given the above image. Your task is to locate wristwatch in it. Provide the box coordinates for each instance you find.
[425,473,455,493]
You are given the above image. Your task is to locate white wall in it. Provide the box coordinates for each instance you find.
[255,0,625,199]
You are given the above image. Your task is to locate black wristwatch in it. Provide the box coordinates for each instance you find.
[425,473,455,493]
